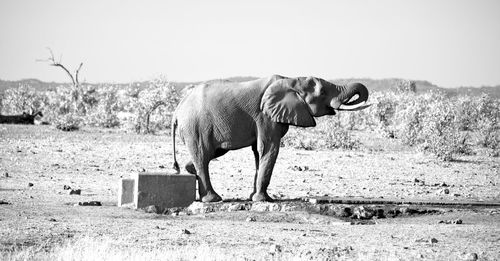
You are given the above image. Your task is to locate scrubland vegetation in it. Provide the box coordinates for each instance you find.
[1,78,499,261]
[0,78,498,161]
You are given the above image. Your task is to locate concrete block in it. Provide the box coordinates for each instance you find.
[133,172,196,209]
[118,178,135,207]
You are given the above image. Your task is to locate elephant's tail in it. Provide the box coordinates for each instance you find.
[171,116,180,173]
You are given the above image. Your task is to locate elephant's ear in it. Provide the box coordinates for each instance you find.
[261,81,316,127]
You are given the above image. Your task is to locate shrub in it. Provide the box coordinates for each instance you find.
[83,86,120,128]
[1,85,46,114]
[281,117,360,151]
[53,113,81,131]
[42,84,99,124]
[318,117,360,150]
[281,129,318,150]
[419,99,470,160]
[130,77,180,133]
[364,90,476,160]
[396,79,416,93]
[363,92,399,136]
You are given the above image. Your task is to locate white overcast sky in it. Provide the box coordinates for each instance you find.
[1,0,499,87]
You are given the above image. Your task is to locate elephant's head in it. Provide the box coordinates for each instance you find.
[261,76,369,127]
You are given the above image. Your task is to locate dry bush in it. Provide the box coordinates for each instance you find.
[2,78,498,158]
[282,117,360,151]
[351,90,499,160]
[0,85,46,115]
[52,113,81,131]
[0,77,181,133]
[83,85,120,128]
[125,77,180,133]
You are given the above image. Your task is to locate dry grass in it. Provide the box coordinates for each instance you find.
[2,236,237,261]
[0,236,415,261]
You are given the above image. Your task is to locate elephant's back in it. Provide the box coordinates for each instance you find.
[175,82,260,149]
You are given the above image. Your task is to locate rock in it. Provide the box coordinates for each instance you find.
[187,202,216,214]
[250,202,281,212]
[69,189,81,195]
[144,205,159,214]
[375,208,385,218]
[162,207,183,215]
[246,216,256,222]
[251,202,271,212]
[3,172,8,178]
[438,219,462,224]
[399,207,416,215]
[269,203,281,211]
[75,201,102,206]
[28,182,34,187]
[269,244,282,254]
[352,206,375,219]
[0,200,10,205]
[387,208,401,218]
[414,178,425,186]
[281,203,301,212]
[350,220,376,225]
[334,207,352,217]
[442,188,450,194]
[462,252,478,261]
[63,185,71,190]
[180,229,191,235]
[48,218,57,222]
[453,193,461,197]
[228,203,245,212]
[290,165,309,171]
[299,246,354,260]
[429,238,438,244]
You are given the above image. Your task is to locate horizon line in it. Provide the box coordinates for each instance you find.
[1,76,499,89]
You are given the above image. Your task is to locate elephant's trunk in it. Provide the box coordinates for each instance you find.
[331,82,369,110]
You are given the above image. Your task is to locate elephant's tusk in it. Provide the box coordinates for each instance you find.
[336,104,372,111]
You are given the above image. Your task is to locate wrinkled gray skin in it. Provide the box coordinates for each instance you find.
[171,75,369,202]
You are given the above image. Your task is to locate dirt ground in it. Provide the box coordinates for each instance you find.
[1,125,499,260]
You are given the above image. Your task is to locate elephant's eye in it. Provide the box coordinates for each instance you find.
[319,88,326,96]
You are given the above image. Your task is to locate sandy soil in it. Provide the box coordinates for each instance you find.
[0,125,499,260]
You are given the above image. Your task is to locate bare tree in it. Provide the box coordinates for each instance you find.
[37,48,94,116]
[37,48,83,87]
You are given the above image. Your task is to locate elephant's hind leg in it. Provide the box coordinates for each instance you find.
[185,148,228,175]
[185,142,223,202]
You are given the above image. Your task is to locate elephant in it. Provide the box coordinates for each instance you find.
[171,75,369,202]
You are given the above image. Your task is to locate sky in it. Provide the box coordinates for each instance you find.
[0,0,499,87]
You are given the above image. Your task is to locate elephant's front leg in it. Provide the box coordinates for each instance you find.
[249,143,259,200]
[251,125,283,202]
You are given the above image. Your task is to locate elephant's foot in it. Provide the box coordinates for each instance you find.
[251,192,274,202]
[201,191,222,203]
[185,162,197,174]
